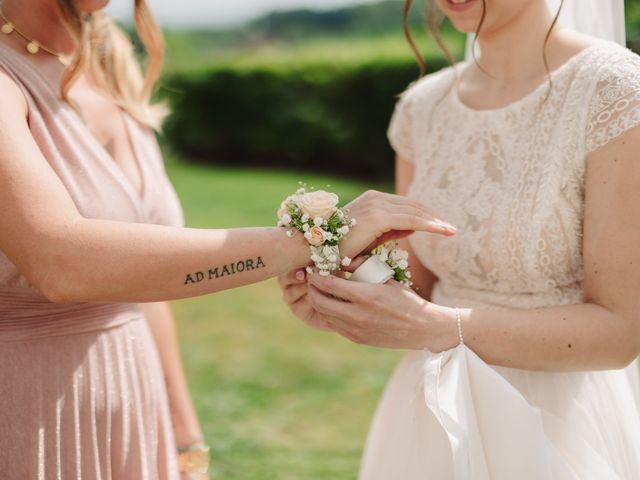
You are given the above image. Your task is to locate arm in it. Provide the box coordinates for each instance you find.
[143,302,203,446]
[0,73,451,304]
[305,127,640,372]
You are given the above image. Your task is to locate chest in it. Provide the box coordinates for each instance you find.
[68,76,143,195]
[407,97,588,294]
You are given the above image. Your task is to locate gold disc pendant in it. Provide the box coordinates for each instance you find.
[26,41,39,54]
[1,22,14,34]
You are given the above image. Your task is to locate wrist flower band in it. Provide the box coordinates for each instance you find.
[277,187,356,276]
[349,241,413,286]
[371,241,413,287]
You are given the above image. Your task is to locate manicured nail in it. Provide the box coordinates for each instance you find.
[295,270,306,281]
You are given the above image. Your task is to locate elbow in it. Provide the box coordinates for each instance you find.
[611,319,640,370]
[28,257,88,304]
[615,338,640,370]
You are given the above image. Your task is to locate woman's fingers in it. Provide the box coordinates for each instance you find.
[387,213,457,236]
[341,255,368,273]
[307,273,373,304]
[282,283,308,306]
[349,191,454,230]
[277,269,307,289]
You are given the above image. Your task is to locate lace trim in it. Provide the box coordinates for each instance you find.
[586,50,640,152]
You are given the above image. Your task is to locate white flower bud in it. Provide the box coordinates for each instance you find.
[281,214,292,225]
[301,213,310,222]
[314,216,324,227]
[398,260,409,269]
[286,230,294,238]
[303,223,310,232]
[350,218,357,227]
[328,254,338,262]
[304,231,312,240]
[319,270,331,277]
[305,266,314,275]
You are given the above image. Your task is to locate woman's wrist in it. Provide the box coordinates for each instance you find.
[177,440,210,475]
[423,303,468,352]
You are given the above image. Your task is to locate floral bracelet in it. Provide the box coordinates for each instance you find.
[371,241,413,287]
[277,187,356,276]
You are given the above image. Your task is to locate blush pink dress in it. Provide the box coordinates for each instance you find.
[0,42,184,479]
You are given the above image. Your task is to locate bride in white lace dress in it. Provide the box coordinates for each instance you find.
[279,0,640,478]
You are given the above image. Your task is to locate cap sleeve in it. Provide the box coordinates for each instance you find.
[586,49,640,153]
[387,90,416,163]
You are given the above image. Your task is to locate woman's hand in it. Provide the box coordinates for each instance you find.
[304,273,460,352]
[278,269,333,331]
[339,190,456,258]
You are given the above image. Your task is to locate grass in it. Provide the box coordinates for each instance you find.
[163,31,465,74]
[164,158,400,479]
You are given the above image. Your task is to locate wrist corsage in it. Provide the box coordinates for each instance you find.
[277,187,356,276]
[350,241,413,287]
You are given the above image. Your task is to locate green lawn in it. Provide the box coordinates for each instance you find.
[165,158,400,479]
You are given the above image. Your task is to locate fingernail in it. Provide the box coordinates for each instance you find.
[295,270,306,281]
[436,221,457,233]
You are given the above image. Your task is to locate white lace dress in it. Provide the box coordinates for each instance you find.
[359,41,640,479]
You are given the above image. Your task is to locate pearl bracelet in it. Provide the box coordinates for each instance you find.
[455,307,464,345]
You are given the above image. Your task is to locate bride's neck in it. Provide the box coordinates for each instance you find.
[1,0,75,56]
[474,2,557,84]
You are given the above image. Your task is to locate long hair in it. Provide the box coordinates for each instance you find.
[403,0,564,80]
[56,0,167,130]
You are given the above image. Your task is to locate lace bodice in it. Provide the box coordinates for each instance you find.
[390,42,640,310]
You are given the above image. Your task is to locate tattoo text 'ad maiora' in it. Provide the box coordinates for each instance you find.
[184,256,266,285]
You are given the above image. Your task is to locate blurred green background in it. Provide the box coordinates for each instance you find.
[151,1,640,478]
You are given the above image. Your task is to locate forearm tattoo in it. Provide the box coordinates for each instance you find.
[184,256,266,285]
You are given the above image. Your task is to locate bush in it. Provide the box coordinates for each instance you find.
[161,57,451,180]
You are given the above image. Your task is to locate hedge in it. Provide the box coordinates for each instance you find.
[161,58,451,180]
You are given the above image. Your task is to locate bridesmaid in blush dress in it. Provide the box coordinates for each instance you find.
[0,1,453,478]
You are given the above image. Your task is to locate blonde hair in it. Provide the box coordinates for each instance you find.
[56,0,167,130]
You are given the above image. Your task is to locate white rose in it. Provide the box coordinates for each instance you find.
[398,260,409,269]
[298,191,339,219]
[338,225,350,235]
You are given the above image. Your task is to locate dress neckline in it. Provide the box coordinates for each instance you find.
[450,42,603,114]
[0,40,148,205]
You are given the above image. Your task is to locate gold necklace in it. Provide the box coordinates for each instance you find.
[0,6,70,65]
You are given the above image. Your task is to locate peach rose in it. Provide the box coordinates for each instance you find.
[308,226,326,246]
[297,191,339,220]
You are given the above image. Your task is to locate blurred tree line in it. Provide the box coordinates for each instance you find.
[158,0,640,180]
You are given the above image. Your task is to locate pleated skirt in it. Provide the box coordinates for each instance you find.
[0,317,180,479]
